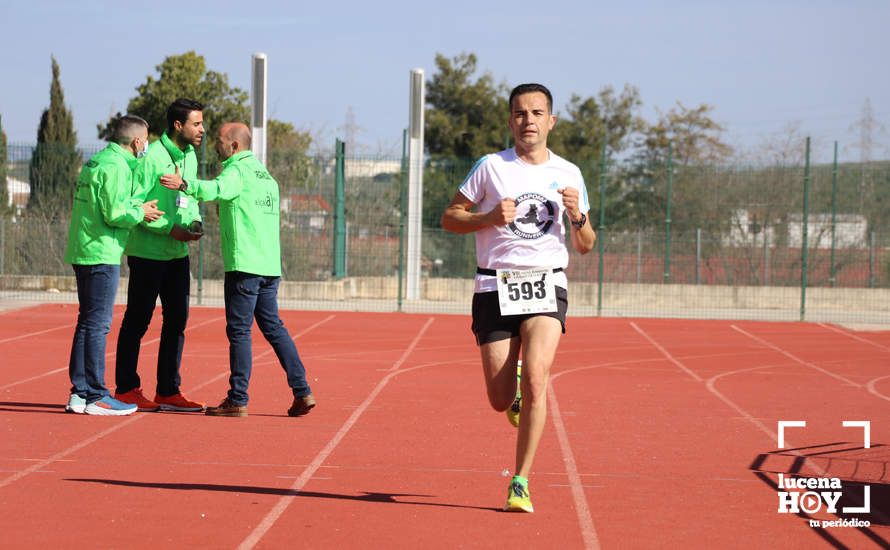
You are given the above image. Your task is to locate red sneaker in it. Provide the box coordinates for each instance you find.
[114,388,160,412]
[154,392,205,412]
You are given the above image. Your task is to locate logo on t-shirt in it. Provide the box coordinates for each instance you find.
[255,192,276,214]
[509,192,555,240]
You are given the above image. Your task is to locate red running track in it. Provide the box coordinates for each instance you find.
[1,304,890,548]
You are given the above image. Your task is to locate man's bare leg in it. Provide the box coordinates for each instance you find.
[479,336,521,412]
[514,316,561,478]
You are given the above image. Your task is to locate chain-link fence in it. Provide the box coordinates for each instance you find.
[2,140,889,323]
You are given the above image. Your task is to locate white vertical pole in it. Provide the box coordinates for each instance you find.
[251,53,268,165]
[406,68,424,300]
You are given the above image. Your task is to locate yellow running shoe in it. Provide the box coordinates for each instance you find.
[504,476,534,513]
[506,361,522,428]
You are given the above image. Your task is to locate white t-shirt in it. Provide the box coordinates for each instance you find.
[458,148,590,293]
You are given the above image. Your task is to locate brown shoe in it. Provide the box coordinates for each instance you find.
[205,398,248,417]
[287,394,316,417]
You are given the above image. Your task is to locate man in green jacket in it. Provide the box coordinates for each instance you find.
[160,122,315,418]
[114,98,205,413]
[64,115,163,416]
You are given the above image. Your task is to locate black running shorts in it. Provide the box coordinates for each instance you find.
[470,287,568,345]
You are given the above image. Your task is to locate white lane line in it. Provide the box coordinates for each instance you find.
[731,325,861,387]
[0,316,329,488]
[237,317,435,550]
[548,372,601,550]
[818,323,890,353]
[630,321,702,381]
[0,323,74,345]
[0,316,224,392]
[865,375,890,403]
[0,415,143,489]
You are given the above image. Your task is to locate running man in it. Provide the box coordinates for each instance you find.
[441,83,595,512]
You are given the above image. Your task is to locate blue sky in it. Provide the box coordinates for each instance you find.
[1,0,887,162]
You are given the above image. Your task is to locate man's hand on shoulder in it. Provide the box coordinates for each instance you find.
[159,165,186,191]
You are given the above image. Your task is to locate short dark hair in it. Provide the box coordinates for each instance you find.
[509,83,553,113]
[111,115,149,145]
[166,98,204,134]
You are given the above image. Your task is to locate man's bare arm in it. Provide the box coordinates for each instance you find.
[441,191,516,234]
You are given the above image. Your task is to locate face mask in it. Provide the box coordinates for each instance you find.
[136,138,149,158]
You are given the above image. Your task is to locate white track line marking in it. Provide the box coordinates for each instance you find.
[0,367,69,392]
[545,356,698,549]
[237,317,435,550]
[0,316,224,392]
[865,375,890,403]
[631,322,788,445]
[818,323,890,353]
[629,322,702,381]
[705,366,784,445]
[0,415,143,489]
[192,315,337,397]
[630,328,886,536]
[256,315,336,361]
[0,323,74,345]
[0,304,42,316]
[548,374,601,550]
[0,316,329,489]
[730,325,861,387]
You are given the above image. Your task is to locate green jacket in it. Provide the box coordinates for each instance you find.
[185,150,282,276]
[64,142,144,265]
[125,132,202,260]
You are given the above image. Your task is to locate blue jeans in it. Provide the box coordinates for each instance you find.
[69,264,120,403]
[224,271,311,405]
[115,256,190,396]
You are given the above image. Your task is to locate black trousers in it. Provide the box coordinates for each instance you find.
[115,256,190,396]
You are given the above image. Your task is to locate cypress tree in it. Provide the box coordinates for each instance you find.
[28,56,79,216]
[0,114,8,215]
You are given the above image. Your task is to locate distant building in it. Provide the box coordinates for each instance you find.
[787,213,868,249]
[726,209,868,249]
[319,158,402,180]
[280,194,330,233]
[6,176,30,217]
[725,209,777,247]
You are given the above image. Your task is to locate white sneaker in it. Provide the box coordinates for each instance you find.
[65,394,86,414]
[84,396,137,416]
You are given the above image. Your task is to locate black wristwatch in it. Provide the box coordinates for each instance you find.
[571,212,587,229]
[178,180,188,192]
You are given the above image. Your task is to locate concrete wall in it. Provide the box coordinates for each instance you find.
[1,274,888,322]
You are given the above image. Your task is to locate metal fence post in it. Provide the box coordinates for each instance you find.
[763,230,770,286]
[869,231,876,289]
[333,139,346,279]
[397,129,407,312]
[664,142,673,283]
[800,137,811,322]
[829,141,838,287]
[596,140,607,317]
[695,228,701,285]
